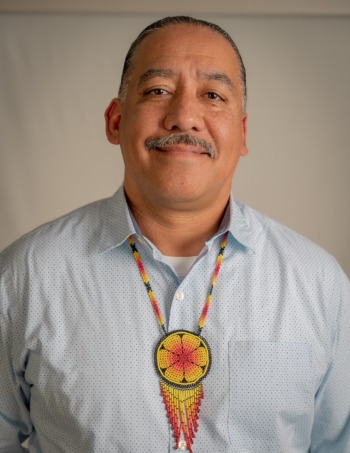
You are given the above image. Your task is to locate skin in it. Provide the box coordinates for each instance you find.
[105,24,248,256]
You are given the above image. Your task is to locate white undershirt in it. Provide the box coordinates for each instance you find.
[165,256,197,279]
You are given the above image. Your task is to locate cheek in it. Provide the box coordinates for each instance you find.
[210,117,245,170]
[211,116,240,148]
[119,108,161,163]
[125,107,165,145]
[119,113,143,148]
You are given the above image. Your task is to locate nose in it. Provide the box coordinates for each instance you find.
[163,92,205,132]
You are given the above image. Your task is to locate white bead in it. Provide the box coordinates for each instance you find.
[178,440,187,450]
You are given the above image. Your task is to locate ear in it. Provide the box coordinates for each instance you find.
[240,113,248,157]
[105,98,122,145]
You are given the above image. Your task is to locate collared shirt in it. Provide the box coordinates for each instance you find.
[1,187,349,453]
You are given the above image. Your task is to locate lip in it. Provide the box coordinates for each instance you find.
[154,144,211,156]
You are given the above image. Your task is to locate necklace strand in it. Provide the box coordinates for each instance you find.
[128,231,229,335]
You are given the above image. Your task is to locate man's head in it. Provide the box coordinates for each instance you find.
[118,16,247,113]
[105,17,248,211]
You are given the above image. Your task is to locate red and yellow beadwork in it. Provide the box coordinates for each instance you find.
[156,331,210,452]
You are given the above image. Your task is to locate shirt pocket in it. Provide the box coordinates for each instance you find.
[228,341,313,452]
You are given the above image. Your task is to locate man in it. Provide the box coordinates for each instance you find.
[0,16,349,453]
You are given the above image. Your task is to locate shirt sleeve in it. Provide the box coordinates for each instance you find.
[311,263,350,452]
[0,252,32,451]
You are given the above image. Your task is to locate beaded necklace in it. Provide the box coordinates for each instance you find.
[128,231,229,452]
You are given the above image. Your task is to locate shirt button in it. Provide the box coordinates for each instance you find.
[176,290,185,302]
[178,440,187,450]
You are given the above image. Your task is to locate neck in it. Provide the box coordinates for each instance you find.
[126,192,229,256]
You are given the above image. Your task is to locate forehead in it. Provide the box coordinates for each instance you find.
[131,24,240,79]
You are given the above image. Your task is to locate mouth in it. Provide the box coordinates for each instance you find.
[145,133,215,159]
[155,144,213,157]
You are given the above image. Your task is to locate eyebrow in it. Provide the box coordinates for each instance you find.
[201,71,235,92]
[137,69,175,87]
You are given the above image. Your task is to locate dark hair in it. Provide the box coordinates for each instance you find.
[118,16,247,111]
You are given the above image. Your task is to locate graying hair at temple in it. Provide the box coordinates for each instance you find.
[118,16,247,112]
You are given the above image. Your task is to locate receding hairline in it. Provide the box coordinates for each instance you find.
[118,17,247,111]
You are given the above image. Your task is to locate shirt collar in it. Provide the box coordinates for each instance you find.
[97,187,257,254]
[97,187,136,253]
[224,198,257,252]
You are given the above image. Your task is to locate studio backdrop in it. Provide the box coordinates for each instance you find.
[0,13,349,276]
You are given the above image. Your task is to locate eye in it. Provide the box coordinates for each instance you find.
[144,88,168,96]
[206,92,223,101]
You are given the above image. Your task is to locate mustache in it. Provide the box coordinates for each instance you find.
[145,133,215,159]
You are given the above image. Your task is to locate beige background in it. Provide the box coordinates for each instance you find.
[0,9,349,276]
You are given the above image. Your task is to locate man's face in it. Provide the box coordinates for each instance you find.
[106,24,248,210]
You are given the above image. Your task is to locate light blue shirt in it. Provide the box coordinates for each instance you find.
[1,187,349,453]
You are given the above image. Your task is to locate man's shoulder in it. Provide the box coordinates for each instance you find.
[0,193,118,265]
[235,200,341,274]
